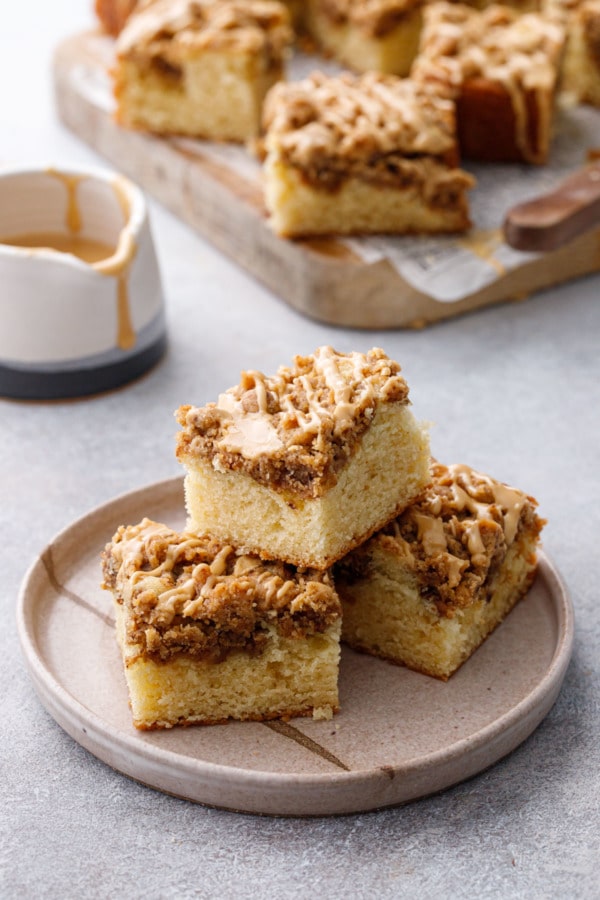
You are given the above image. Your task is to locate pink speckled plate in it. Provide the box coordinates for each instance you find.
[17,477,574,816]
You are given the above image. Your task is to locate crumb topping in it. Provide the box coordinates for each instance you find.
[176,346,411,499]
[317,0,423,37]
[102,518,341,662]
[262,71,474,197]
[264,71,461,169]
[117,0,293,61]
[412,3,565,93]
[336,461,544,616]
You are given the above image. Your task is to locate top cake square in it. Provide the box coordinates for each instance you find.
[411,2,566,164]
[176,346,431,569]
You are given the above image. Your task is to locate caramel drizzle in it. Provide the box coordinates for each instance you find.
[117,0,292,57]
[447,463,527,545]
[116,521,314,626]
[94,218,137,351]
[215,347,386,458]
[265,72,457,165]
[393,463,528,569]
[458,229,505,275]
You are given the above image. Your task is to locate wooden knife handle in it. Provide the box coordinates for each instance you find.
[503,161,600,252]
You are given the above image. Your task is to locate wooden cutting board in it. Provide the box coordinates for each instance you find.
[53,31,600,329]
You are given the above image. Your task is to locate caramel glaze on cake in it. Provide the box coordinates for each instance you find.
[398,462,538,612]
[176,346,412,501]
[337,460,545,618]
[262,71,474,205]
[411,3,566,164]
[102,518,341,664]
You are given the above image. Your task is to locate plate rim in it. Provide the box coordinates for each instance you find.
[16,476,575,813]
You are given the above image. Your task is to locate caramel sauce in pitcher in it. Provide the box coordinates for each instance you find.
[0,232,114,263]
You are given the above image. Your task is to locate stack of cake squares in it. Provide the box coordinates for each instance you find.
[102,347,544,729]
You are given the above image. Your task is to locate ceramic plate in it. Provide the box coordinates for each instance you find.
[17,477,574,816]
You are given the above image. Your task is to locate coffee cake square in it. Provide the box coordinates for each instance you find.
[412,2,566,164]
[176,347,431,569]
[102,518,342,728]
[113,0,293,141]
[261,70,474,237]
[335,461,545,680]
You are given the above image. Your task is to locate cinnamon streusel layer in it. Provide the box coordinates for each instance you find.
[117,0,292,60]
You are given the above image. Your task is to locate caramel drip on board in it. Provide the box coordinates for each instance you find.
[458,228,505,275]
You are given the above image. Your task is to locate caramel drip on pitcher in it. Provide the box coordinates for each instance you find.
[110,176,137,350]
[47,169,86,233]
[94,222,137,351]
[45,169,137,351]
[117,272,136,350]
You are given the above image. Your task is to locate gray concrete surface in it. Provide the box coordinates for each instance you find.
[2,3,599,898]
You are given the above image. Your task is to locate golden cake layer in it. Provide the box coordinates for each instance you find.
[176,346,431,569]
[335,461,545,679]
[262,71,474,236]
[102,518,342,728]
